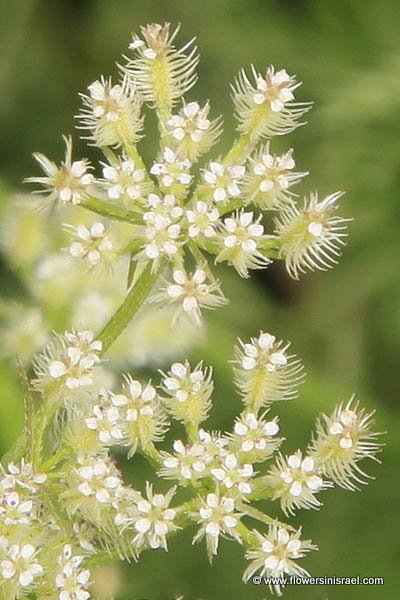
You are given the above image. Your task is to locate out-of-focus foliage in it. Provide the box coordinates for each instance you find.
[0,1,398,598]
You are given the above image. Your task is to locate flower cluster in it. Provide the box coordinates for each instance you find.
[1,22,381,600]
[27,22,350,332]
[33,329,102,399]
[2,325,382,599]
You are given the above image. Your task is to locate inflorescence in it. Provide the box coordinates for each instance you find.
[1,22,381,599]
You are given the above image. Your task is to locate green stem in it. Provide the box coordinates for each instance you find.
[236,500,295,532]
[98,261,165,354]
[185,421,199,443]
[41,444,72,472]
[82,196,141,224]
[140,441,163,469]
[222,132,256,165]
[236,521,257,546]
[248,475,276,501]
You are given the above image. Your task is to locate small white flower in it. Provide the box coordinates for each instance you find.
[123,23,198,107]
[210,453,253,496]
[139,194,184,267]
[66,222,114,267]
[192,493,241,559]
[233,65,312,139]
[160,361,213,424]
[311,398,382,490]
[55,544,91,600]
[150,147,192,193]
[275,191,349,279]
[253,68,297,111]
[185,201,219,239]
[229,411,281,462]
[77,75,143,147]
[0,543,43,588]
[74,455,123,506]
[165,101,222,160]
[198,429,229,463]
[266,450,331,515]
[244,525,316,595]
[246,144,307,209]
[160,440,209,484]
[85,398,125,446]
[33,330,102,395]
[0,460,47,494]
[101,155,150,202]
[216,211,270,277]
[27,136,93,205]
[202,161,245,204]
[111,375,167,457]
[131,483,178,551]
[234,331,304,406]
[153,267,227,325]
[0,491,33,526]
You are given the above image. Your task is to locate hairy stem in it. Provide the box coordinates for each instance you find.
[223,132,256,165]
[82,196,141,224]
[98,261,165,354]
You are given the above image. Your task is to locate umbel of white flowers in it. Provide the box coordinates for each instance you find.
[0,22,380,600]
[27,21,351,331]
[0,328,381,599]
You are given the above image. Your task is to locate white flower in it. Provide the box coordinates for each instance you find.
[165,101,222,160]
[275,191,349,279]
[210,453,253,496]
[185,201,219,239]
[111,376,167,457]
[77,75,143,147]
[123,23,198,108]
[0,491,33,526]
[27,136,93,205]
[55,545,91,600]
[216,211,270,277]
[253,68,297,111]
[160,361,213,424]
[33,330,102,395]
[311,398,382,490]
[243,525,316,595]
[143,193,184,227]
[150,147,192,193]
[192,493,241,559]
[74,456,123,505]
[234,331,304,407]
[66,222,114,267]
[85,401,125,446]
[139,194,184,266]
[246,144,307,209]
[160,440,209,484]
[131,483,178,551]
[233,65,312,139]
[0,543,43,588]
[228,411,281,462]
[153,267,227,325]
[0,460,47,494]
[198,429,229,462]
[202,161,245,204]
[101,155,149,202]
[266,451,331,515]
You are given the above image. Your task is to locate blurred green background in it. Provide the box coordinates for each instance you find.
[0,0,399,598]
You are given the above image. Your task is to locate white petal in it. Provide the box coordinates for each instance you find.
[301,457,315,472]
[135,518,151,533]
[287,454,301,469]
[49,361,67,378]
[289,481,302,496]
